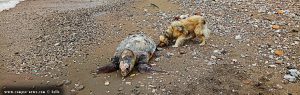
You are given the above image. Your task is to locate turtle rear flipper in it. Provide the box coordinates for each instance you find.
[137,63,166,73]
[96,63,119,74]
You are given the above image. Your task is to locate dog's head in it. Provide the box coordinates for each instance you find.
[158,35,169,47]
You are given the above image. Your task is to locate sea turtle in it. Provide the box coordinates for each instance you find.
[96,34,163,76]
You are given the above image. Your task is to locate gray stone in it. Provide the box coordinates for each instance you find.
[154,58,160,62]
[288,69,300,77]
[284,74,296,82]
[235,35,242,40]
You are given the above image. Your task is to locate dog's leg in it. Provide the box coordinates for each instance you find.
[173,34,194,47]
[199,35,206,45]
[195,24,209,46]
[172,36,185,47]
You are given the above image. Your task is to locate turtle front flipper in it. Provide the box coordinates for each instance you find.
[96,63,119,73]
[96,56,120,74]
[137,63,166,73]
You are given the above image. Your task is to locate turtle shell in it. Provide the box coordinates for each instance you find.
[115,34,156,57]
[115,34,156,56]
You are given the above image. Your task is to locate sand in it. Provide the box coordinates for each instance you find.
[0,0,300,95]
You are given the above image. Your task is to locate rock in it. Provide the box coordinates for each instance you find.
[288,69,300,77]
[149,85,156,88]
[258,7,267,13]
[207,61,216,65]
[286,65,296,69]
[156,47,163,51]
[272,25,280,29]
[118,87,124,91]
[179,50,186,54]
[274,30,281,33]
[268,65,277,68]
[54,43,60,46]
[274,49,284,56]
[180,14,189,19]
[104,81,110,86]
[276,10,284,14]
[130,74,136,77]
[70,89,76,92]
[213,50,220,54]
[63,80,71,85]
[152,89,157,93]
[75,84,84,91]
[275,84,283,89]
[166,52,174,58]
[240,54,247,58]
[154,58,160,62]
[275,58,284,64]
[210,56,217,59]
[232,59,238,63]
[125,82,131,85]
[235,35,242,40]
[283,74,297,82]
[147,76,153,79]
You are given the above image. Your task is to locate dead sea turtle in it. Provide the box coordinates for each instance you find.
[96,34,164,76]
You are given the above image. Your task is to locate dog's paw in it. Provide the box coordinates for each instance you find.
[172,45,179,48]
[199,43,205,46]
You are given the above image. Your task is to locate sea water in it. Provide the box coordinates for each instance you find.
[0,0,24,12]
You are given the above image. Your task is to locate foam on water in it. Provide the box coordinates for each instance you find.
[0,0,24,12]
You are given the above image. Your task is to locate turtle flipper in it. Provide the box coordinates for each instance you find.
[137,63,166,73]
[96,63,119,73]
[96,56,120,74]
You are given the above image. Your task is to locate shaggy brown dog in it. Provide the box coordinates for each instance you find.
[159,15,210,47]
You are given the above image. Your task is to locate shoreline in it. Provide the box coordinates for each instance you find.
[1,0,300,95]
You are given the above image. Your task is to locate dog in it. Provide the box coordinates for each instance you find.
[159,15,210,47]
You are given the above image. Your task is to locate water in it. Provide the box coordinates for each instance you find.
[0,0,24,12]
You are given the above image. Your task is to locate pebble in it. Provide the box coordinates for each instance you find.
[147,76,153,79]
[283,74,297,82]
[104,81,110,86]
[207,61,216,65]
[75,84,84,91]
[130,74,136,77]
[63,80,71,85]
[268,65,277,68]
[118,87,124,91]
[275,59,284,64]
[156,47,163,51]
[284,69,300,82]
[125,82,131,85]
[152,89,157,93]
[213,50,221,54]
[210,56,217,59]
[54,43,60,46]
[154,58,160,62]
[166,52,174,58]
[274,49,284,56]
[240,54,247,58]
[275,84,283,89]
[272,25,280,29]
[288,69,300,77]
[235,35,242,40]
[232,59,238,63]
[179,50,186,54]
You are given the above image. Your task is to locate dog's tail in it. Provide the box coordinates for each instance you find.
[202,24,211,38]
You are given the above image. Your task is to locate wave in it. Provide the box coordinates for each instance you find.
[0,0,25,12]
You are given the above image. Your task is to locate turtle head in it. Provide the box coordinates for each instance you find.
[119,49,136,77]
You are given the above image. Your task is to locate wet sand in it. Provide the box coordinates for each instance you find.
[1,0,300,95]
